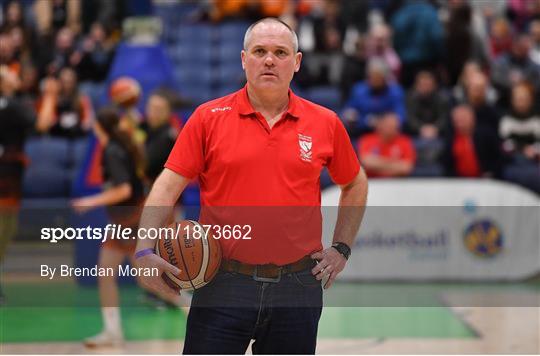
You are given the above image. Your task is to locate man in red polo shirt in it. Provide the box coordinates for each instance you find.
[135,18,367,354]
[358,111,416,178]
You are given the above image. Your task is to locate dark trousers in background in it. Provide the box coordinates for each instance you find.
[183,268,323,354]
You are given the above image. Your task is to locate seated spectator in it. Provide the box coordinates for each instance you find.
[492,34,540,107]
[499,82,540,193]
[1,0,38,64]
[464,71,501,135]
[357,112,416,178]
[342,59,405,138]
[32,0,81,37]
[443,105,501,178]
[489,17,514,59]
[17,63,39,106]
[406,71,449,139]
[452,60,498,106]
[36,67,93,139]
[0,30,20,76]
[365,23,401,80]
[38,26,77,77]
[71,22,116,83]
[444,0,490,86]
[530,19,540,66]
[141,90,181,182]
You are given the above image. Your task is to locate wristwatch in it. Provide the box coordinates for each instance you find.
[331,242,351,260]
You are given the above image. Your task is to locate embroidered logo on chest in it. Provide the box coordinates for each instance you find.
[298,133,313,162]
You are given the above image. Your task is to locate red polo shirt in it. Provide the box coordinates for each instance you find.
[358,133,416,178]
[165,85,360,264]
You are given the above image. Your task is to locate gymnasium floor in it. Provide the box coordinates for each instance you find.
[1,280,538,354]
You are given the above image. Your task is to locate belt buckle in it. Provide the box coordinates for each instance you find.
[253,265,282,283]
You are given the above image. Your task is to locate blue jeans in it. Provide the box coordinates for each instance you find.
[183,267,323,354]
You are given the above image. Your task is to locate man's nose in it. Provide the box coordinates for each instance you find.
[264,54,275,66]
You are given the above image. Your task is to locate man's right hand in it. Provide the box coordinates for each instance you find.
[135,253,182,300]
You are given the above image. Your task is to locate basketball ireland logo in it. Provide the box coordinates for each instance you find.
[298,133,312,162]
[463,219,503,258]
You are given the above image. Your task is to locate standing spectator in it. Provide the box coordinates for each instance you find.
[339,36,366,102]
[406,71,449,139]
[530,19,540,66]
[391,0,444,88]
[36,67,93,139]
[300,0,345,85]
[365,23,401,80]
[499,82,540,193]
[142,90,181,182]
[443,105,501,178]
[492,34,540,107]
[342,59,405,138]
[444,0,489,86]
[0,65,41,304]
[464,71,501,135]
[358,111,416,178]
[489,17,514,60]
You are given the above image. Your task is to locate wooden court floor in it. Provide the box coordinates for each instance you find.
[1,280,538,354]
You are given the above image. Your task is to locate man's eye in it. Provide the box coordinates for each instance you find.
[254,48,265,55]
[276,50,287,56]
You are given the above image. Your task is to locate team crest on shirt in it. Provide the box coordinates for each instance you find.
[298,134,312,162]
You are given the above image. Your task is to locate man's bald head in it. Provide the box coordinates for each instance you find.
[243,17,299,53]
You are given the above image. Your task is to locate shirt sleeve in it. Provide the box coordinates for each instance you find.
[164,108,205,179]
[327,116,360,185]
[104,145,131,186]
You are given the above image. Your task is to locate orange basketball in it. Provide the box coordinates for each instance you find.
[155,220,222,291]
[109,76,141,108]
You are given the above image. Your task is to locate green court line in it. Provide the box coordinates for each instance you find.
[319,307,475,338]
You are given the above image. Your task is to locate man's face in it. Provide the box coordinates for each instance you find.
[452,107,475,134]
[415,73,435,95]
[241,22,301,92]
[466,73,487,105]
[512,86,533,114]
[375,113,399,139]
[530,21,540,43]
[146,95,171,128]
[367,69,386,89]
[59,68,76,94]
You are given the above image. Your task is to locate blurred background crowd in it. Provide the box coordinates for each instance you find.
[0,0,539,206]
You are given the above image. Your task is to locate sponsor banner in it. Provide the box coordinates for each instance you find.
[322,179,540,280]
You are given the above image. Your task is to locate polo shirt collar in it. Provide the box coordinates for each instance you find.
[237,84,301,119]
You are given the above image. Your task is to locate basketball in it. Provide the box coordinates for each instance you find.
[155,220,222,291]
[109,76,141,108]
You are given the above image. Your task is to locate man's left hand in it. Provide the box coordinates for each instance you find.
[310,248,347,289]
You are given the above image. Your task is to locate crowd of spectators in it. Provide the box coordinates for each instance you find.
[0,0,539,195]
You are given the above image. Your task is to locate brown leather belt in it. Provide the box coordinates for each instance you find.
[220,255,316,282]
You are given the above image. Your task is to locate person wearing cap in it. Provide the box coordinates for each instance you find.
[134,18,368,354]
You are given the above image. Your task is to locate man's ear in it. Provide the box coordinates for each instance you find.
[294,52,302,73]
[241,50,246,70]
